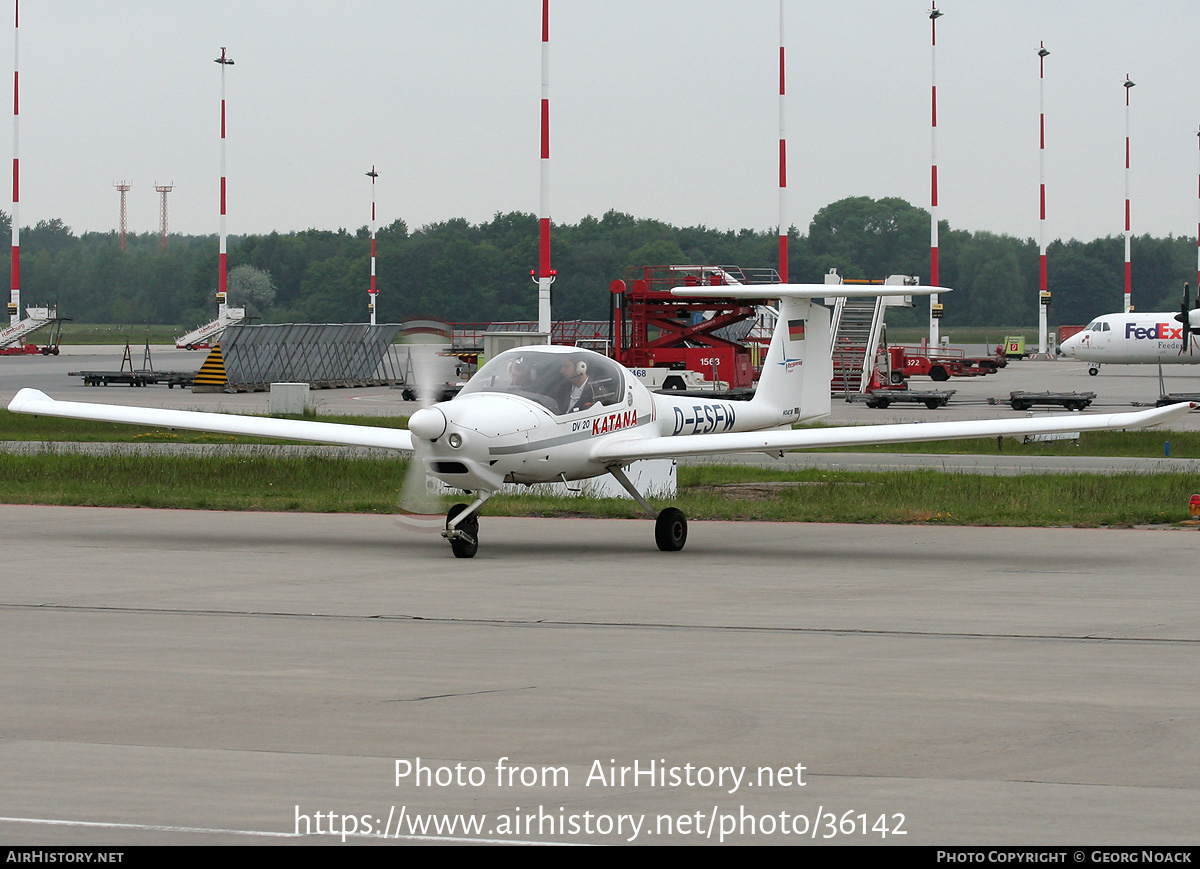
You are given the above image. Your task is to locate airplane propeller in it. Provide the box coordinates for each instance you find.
[395,344,449,529]
[1175,281,1200,355]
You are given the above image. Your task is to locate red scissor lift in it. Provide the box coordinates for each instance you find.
[609,265,776,391]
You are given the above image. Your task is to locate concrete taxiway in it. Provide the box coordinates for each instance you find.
[1,505,1197,845]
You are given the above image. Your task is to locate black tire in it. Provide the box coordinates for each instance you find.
[401,388,416,401]
[890,371,905,385]
[1088,367,1099,377]
[1012,400,1031,411]
[447,503,479,559]
[925,399,940,409]
[655,507,688,552]
[930,366,950,382]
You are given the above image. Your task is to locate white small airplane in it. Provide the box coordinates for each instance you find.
[8,283,1194,557]
[1060,283,1200,374]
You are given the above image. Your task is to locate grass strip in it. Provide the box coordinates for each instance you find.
[1,451,1196,527]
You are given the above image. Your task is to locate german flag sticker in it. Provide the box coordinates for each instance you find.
[788,319,806,341]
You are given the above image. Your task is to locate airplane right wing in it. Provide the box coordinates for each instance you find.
[7,388,415,452]
[592,403,1195,463]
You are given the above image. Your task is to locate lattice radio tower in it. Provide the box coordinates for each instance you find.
[155,182,173,249]
[114,181,131,251]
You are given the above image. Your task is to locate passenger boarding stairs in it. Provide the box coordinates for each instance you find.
[1,305,58,349]
[829,295,886,395]
[175,305,247,350]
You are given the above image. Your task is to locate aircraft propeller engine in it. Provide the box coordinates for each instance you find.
[396,345,450,530]
[1175,281,1200,355]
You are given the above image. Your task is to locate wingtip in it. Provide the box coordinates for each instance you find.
[7,387,51,413]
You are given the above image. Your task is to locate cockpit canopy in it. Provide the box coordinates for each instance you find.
[459,347,627,416]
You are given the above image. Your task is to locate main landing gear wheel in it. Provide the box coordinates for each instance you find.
[1088,366,1099,376]
[655,507,687,552]
[446,503,479,559]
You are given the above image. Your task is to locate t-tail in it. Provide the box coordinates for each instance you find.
[671,282,941,427]
[752,296,833,424]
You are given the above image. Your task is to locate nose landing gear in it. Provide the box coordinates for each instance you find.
[442,492,491,558]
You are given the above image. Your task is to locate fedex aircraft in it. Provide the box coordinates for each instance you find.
[1059,311,1200,374]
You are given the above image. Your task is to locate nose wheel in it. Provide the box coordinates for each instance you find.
[444,503,480,558]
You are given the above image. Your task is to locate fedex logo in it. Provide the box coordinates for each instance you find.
[1126,323,1182,340]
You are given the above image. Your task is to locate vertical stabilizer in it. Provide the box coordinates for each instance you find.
[753,297,832,422]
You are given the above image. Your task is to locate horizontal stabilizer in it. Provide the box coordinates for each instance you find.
[7,388,415,452]
[672,283,946,300]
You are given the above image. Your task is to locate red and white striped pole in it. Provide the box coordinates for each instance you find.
[534,0,553,335]
[9,0,19,327]
[367,166,378,326]
[215,47,234,320]
[1123,75,1134,313]
[1037,42,1050,355]
[777,0,787,283]
[928,3,942,347]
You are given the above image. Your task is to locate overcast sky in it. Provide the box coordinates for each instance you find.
[7,1,1200,246]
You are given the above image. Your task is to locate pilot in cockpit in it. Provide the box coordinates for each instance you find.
[555,356,597,414]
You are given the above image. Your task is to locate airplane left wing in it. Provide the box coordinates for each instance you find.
[7,388,415,452]
[592,403,1195,463]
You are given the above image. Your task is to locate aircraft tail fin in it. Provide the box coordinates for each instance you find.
[753,296,832,422]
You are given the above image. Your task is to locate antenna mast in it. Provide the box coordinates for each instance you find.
[114,182,131,252]
[9,0,19,325]
[155,183,173,250]
[927,3,943,346]
[1037,43,1050,355]
[533,0,554,335]
[1123,75,1135,313]
[215,46,234,318]
[367,166,378,325]
[777,0,788,283]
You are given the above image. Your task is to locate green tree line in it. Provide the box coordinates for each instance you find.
[1,197,1194,329]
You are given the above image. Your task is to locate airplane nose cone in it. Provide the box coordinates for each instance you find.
[407,406,447,441]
